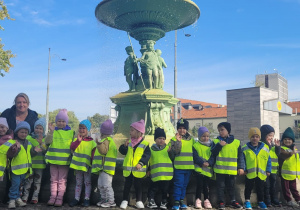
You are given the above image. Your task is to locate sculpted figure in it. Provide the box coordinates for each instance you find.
[124,46,139,91]
[138,40,160,89]
[155,49,167,89]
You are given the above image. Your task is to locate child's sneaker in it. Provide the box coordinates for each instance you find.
[30,199,38,204]
[97,198,106,207]
[8,200,16,209]
[244,201,252,210]
[203,199,212,209]
[218,202,225,210]
[136,201,145,209]
[271,200,281,207]
[180,200,188,209]
[257,202,267,209]
[160,200,168,209]
[47,197,56,206]
[120,200,128,209]
[172,201,180,210]
[265,200,272,207]
[101,201,117,208]
[195,198,202,209]
[147,199,158,209]
[229,201,242,209]
[82,199,90,207]
[69,198,79,207]
[15,198,26,207]
[287,200,299,207]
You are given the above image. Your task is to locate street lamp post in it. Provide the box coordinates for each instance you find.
[174,30,191,127]
[45,48,66,134]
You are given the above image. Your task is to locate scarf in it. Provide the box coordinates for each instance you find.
[131,136,143,148]
[199,139,212,147]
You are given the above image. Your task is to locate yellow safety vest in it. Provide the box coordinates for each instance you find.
[45,130,74,165]
[70,139,97,172]
[242,143,269,180]
[264,145,279,174]
[170,136,194,170]
[92,137,117,175]
[281,146,300,181]
[26,135,46,169]
[0,139,32,175]
[193,142,213,178]
[123,140,149,178]
[0,153,7,177]
[149,146,173,182]
[213,139,240,175]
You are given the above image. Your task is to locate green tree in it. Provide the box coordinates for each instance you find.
[48,109,79,130]
[88,113,109,133]
[0,0,15,77]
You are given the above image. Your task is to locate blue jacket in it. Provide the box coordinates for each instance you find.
[243,142,272,173]
[211,135,245,170]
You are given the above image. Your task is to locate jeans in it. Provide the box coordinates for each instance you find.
[216,173,236,203]
[9,173,26,200]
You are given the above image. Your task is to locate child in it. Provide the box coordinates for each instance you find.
[0,121,41,209]
[0,117,13,181]
[193,127,214,209]
[278,127,300,207]
[45,109,75,207]
[69,119,96,207]
[92,119,117,208]
[119,119,151,209]
[260,125,281,207]
[211,122,244,210]
[170,118,194,210]
[242,128,271,210]
[147,127,180,209]
[22,118,47,204]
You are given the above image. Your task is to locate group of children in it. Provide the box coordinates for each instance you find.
[0,109,300,210]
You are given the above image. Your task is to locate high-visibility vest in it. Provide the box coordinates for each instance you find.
[0,153,7,177]
[26,135,46,169]
[193,142,213,177]
[265,145,279,174]
[281,146,300,181]
[92,137,117,175]
[213,139,240,175]
[70,139,97,172]
[0,139,32,175]
[123,140,149,178]
[242,143,269,180]
[170,137,194,170]
[45,130,74,165]
[149,146,173,182]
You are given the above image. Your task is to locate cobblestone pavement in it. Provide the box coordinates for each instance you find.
[0,203,297,210]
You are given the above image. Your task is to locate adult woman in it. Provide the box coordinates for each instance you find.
[1,93,38,133]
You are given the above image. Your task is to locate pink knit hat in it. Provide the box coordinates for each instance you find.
[0,117,9,129]
[55,109,69,124]
[130,119,145,134]
[100,119,114,135]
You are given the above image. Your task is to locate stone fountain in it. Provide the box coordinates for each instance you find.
[95,0,200,146]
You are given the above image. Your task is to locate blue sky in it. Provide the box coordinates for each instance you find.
[1,0,300,121]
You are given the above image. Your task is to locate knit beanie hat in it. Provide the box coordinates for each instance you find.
[130,119,145,134]
[281,127,295,142]
[0,117,9,129]
[177,118,189,130]
[55,109,69,124]
[154,127,166,140]
[100,119,114,135]
[14,121,31,134]
[260,124,275,143]
[248,127,261,139]
[80,119,92,132]
[34,118,46,135]
[218,122,231,134]
[198,126,209,138]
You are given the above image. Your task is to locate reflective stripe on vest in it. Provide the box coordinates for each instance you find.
[242,143,269,180]
[268,146,279,174]
[123,139,149,178]
[26,136,46,169]
[70,139,97,172]
[149,146,173,182]
[0,151,7,176]
[171,137,195,170]
[45,130,74,165]
[91,137,117,175]
[213,139,240,175]
[281,146,300,180]
[193,142,213,177]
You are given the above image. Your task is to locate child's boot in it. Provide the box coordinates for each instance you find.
[8,200,16,209]
[69,198,79,207]
[54,196,63,207]
[195,198,202,209]
[47,196,56,206]
[204,199,212,209]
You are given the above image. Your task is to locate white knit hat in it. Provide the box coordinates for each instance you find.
[0,117,9,129]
